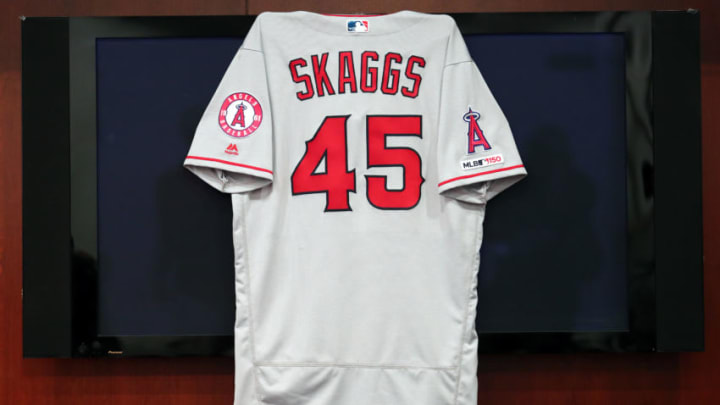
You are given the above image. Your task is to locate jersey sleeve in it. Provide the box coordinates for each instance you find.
[183,16,273,193]
[437,23,527,204]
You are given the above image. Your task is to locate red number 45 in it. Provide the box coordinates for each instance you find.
[291,115,424,212]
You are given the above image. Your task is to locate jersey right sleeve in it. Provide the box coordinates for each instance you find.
[436,21,527,204]
[183,16,273,193]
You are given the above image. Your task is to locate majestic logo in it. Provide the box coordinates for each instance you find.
[463,107,491,154]
[225,143,239,155]
[218,92,263,138]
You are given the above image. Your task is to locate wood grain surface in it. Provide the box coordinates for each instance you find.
[1,0,718,403]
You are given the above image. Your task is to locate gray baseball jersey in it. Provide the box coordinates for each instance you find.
[184,10,527,405]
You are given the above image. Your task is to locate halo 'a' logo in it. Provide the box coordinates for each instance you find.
[463,107,491,154]
[218,92,263,138]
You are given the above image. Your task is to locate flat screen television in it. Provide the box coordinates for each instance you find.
[21,11,703,357]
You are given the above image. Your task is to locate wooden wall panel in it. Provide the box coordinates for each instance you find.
[1,0,717,404]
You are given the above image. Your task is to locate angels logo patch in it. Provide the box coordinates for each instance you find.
[464,107,491,154]
[218,92,263,138]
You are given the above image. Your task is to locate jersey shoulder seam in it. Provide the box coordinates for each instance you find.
[239,47,263,54]
[443,60,474,69]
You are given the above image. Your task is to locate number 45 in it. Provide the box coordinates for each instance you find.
[291,115,425,212]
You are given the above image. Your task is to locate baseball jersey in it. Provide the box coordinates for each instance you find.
[184,10,527,405]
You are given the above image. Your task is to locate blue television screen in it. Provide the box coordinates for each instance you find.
[95,33,627,337]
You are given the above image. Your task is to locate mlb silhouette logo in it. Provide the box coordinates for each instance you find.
[347,19,369,32]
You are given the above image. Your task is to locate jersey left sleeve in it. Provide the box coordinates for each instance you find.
[183,15,273,193]
[436,23,527,204]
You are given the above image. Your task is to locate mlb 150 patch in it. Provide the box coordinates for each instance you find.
[460,153,504,170]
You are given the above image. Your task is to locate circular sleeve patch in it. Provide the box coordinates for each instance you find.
[218,92,263,138]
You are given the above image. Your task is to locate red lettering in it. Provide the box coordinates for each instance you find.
[401,56,425,98]
[311,53,335,97]
[381,52,402,95]
[360,51,379,93]
[338,51,358,94]
[289,58,314,101]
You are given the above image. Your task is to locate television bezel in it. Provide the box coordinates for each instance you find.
[21,10,703,358]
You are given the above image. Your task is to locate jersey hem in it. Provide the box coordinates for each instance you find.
[185,155,273,175]
[438,164,525,187]
[254,362,455,370]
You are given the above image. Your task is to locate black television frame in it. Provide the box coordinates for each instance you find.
[22,11,703,358]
